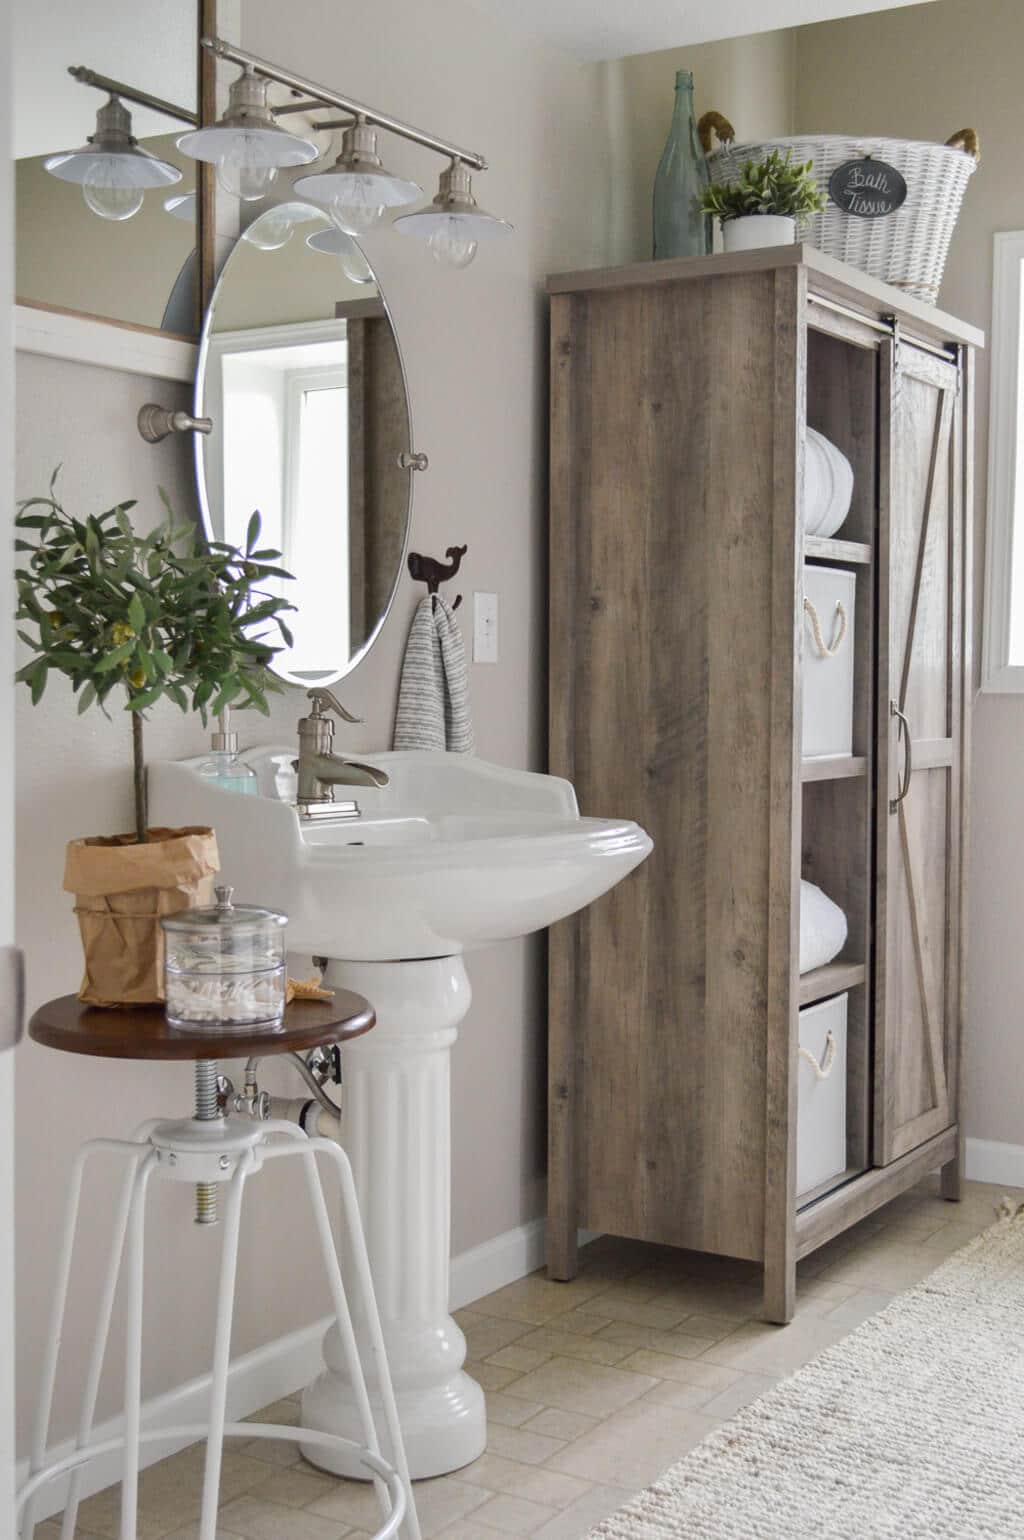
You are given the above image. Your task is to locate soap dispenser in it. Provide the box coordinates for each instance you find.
[196,707,258,796]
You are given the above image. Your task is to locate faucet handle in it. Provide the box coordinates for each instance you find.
[306,687,362,724]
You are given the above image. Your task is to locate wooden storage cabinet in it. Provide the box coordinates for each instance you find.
[546,246,981,1322]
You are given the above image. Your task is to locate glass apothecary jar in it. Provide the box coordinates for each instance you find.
[161,885,287,1033]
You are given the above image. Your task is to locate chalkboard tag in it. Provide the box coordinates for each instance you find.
[828,157,908,219]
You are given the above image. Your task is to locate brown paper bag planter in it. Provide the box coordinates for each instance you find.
[64,827,220,1007]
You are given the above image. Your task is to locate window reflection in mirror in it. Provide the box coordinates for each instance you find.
[13,0,201,334]
[197,204,412,686]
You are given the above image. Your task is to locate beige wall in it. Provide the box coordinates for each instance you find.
[602,29,797,265]
[14,0,612,1449]
[794,0,1024,1148]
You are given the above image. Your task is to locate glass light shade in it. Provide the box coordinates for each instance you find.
[45,141,182,224]
[306,226,375,283]
[164,190,196,222]
[44,95,182,225]
[293,127,421,237]
[244,201,323,251]
[177,122,317,177]
[394,205,512,258]
[428,217,479,269]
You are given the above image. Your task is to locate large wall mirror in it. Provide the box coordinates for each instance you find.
[195,204,414,685]
[13,0,221,336]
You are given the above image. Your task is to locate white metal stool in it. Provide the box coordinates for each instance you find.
[19,995,421,1540]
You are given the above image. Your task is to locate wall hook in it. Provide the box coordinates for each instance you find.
[407,544,467,610]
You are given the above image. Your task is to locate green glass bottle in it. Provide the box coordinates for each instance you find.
[653,70,711,260]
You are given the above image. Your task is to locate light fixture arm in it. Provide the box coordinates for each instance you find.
[200,36,488,172]
[67,66,198,126]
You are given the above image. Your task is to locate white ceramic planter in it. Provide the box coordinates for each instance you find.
[722,214,796,253]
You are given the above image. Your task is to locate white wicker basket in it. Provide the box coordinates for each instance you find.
[701,120,978,305]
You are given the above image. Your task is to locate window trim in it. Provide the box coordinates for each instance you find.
[982,231,1024,692]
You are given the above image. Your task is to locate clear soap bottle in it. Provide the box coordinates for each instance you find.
[196,709,258,796]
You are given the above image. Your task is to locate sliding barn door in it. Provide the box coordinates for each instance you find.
[875,337,965,1165]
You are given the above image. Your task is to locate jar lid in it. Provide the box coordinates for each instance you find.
[160,884,287,934]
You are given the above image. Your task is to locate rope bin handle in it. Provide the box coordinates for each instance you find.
[799,1030,837,1081]
[803,597,848,659]
[698,111,736,155]
[945,127,980,163]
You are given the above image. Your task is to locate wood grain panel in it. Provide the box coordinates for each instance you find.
[876,341,962,1165]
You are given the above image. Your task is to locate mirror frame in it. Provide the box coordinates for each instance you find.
[192,224,416,688]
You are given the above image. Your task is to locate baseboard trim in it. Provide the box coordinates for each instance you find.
[19,1215,588,1519]
[965,1137,1024,1188]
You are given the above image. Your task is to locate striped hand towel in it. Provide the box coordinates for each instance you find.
[393,594,474,753]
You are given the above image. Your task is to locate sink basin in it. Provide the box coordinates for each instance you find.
[149,748,652,961]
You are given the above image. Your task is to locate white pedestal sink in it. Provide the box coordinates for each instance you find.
[150,750,652,1478]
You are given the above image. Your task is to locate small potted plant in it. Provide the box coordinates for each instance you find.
[15,477,295,1007]
[699,148,825,253]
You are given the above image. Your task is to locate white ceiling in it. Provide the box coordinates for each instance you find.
[465,0,934,62]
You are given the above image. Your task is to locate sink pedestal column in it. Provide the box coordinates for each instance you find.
[300,955,486,1480]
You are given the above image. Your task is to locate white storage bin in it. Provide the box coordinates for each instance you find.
[802,564,856,759]
[797,992,848,1200]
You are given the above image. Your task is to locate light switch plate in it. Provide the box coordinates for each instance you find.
[473,591,498,663]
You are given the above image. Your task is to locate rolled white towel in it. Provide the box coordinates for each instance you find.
[799,878,848,974]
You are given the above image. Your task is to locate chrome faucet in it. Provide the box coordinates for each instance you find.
[295,688,389,820]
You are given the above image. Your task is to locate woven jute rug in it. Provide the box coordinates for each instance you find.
[589,1207,1024,1539]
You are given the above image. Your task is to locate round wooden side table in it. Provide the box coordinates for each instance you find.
[19,996,421,1540]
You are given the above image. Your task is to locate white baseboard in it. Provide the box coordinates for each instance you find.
[965,1137,1024,1188]
[19,1215,585,1520]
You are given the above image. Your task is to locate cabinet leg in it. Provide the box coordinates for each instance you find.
[546,1206,578,1281]
[762,1253,795,1324]
[940,1140,964,1202]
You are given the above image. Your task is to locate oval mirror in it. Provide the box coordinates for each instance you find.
[194,202,413,686]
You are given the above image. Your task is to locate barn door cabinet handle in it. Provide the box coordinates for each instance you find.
[889,699,913,814]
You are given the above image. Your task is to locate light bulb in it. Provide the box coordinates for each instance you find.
[428,217,478,269]
[328,177,387,236]
[81,161,145,222]
[339,245,375,285]
[243,207,295,250]
[215,138,278,202]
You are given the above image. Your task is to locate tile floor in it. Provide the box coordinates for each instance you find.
[41,1176,1019,1540]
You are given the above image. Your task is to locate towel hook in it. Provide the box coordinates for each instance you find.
[407,544,467,610]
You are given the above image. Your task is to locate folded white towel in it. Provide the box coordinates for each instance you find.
[393,594,474,753]
[799,879,848,974]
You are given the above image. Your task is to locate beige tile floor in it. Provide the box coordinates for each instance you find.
[42,1175,1019,1540]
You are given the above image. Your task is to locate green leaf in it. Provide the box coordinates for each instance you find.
[95,641,135,673]
[245,511,262,554]
[29,660,48,705]
[127,592,146,632]
[77,681,97,715]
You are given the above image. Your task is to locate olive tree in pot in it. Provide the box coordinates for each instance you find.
[699,148,825,253]
[15,478,294,1006]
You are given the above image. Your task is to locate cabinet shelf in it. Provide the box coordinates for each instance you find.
[805,536,872,565]
[801,755,867,783]
[799,960,867,1007]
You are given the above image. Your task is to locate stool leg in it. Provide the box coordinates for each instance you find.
[303,1138,421,1540]
[198,1156,251,1540]
[119,1152,158,1540]
[62,1128,160,1540]
[22,1136,151,1540]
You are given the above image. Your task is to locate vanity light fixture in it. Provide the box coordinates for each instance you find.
[393,159,512,269]
[43,93,182,222]
[292,119,421,235]
[185,37,511,270]
[176,65,318,201]
[305,225,376,284]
